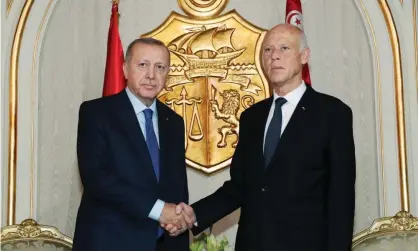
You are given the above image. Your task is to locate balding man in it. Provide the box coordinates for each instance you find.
[168,23,356,251]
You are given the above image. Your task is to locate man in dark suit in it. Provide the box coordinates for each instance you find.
[167,23,356,251]
[72,38,190,251]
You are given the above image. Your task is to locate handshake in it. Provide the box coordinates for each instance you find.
[158,202,196,236]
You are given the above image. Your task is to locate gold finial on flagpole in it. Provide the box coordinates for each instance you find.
[111,0,120,20]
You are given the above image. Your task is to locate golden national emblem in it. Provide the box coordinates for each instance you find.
[141,0,270,173]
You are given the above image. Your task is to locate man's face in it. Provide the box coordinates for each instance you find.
[123,43,170,105]
[261,26,309,88]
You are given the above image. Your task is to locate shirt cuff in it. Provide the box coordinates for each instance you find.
[148,199,165,221]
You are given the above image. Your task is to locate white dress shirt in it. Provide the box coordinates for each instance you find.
[263,82,306,152]
[126,87,165,221]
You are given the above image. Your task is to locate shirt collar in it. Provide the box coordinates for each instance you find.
[125,87,157,116]
[272,81,306,106]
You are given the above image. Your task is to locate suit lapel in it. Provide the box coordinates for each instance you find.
[251,97,274,170]
[110,91,158,183]
[266,86,316,169]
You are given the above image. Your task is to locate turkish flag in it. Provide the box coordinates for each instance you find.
[102,2,126,96]
[285,0,311,85]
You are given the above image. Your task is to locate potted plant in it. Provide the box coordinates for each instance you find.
[190,232,233,251]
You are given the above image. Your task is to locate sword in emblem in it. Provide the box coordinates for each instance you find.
[211,83,217,101]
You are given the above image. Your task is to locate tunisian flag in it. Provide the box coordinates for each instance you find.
[102,1,126,96]
[285,0,311,85]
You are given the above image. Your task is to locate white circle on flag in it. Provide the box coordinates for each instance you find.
[286,10,303,29]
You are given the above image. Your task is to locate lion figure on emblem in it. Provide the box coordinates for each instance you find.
[210,89,241,148]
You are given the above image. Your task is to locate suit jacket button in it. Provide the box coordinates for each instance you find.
[261,186,267,192]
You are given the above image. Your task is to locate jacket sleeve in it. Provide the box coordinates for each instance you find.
[326,104,356,251]
[191,111,249,234]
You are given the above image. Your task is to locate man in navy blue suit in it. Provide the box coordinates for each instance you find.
[72,37,190,251]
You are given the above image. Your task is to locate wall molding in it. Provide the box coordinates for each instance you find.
[6,0,57,225]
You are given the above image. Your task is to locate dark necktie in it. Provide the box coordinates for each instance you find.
[143,109,164,238]
[143,109,160,181]
[264,97,287,167]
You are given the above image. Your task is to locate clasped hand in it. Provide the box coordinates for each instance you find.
[158,202,195,236]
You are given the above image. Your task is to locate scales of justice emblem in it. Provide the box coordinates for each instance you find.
[141,0,270,174]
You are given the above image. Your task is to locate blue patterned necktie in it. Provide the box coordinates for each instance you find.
[143,109,164,238]
[143,109,160,181]
[264,97,287,167]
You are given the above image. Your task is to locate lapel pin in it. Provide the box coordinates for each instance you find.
[302,106,306,111]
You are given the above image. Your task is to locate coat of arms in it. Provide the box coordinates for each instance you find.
[141,0,270,173]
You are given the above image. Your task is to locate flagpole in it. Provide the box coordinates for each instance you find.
[103,0,126,96]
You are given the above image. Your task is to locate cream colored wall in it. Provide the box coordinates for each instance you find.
[1,0,417,248]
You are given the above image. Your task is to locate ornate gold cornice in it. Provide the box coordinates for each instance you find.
[1,219,73,245]
[369,211,418,232]
[352,211,418,247]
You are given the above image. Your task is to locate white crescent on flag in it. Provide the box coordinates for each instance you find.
[286,10,304,29]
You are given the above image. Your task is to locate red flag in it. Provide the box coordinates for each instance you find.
[103,1,126,96]
[285,0,311,85]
